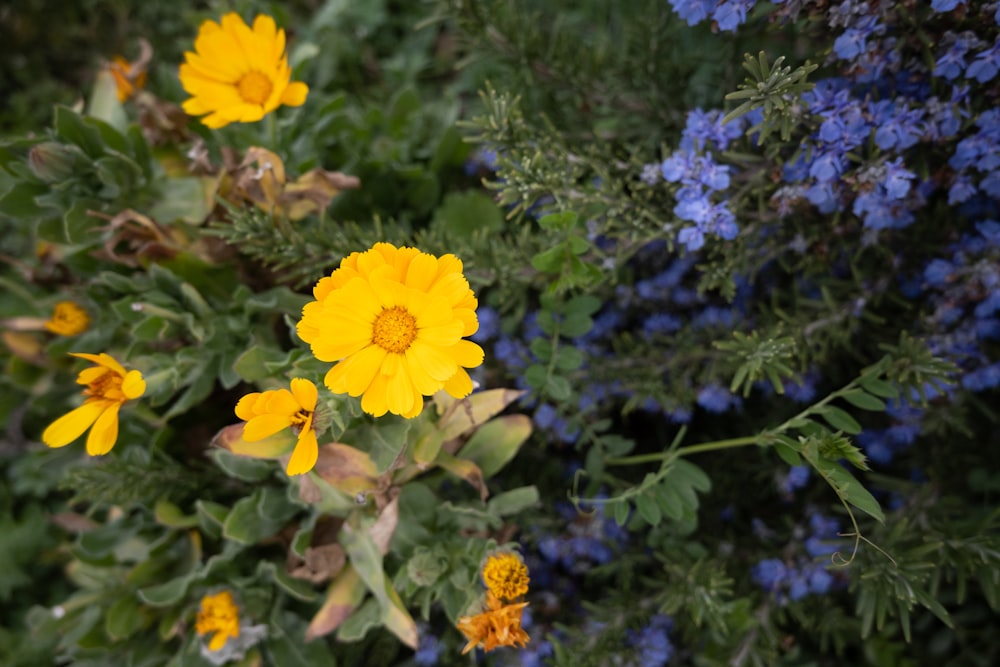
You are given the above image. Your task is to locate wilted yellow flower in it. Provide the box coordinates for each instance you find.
[42,353,146,455]
[234,378,319,475]
[296,243,484,419]
[196,591,240,652]
[44,301,90,336]
[108,55,147,102]
[179,13,308,129]
[456,591,530,655]
[482,552,530,601]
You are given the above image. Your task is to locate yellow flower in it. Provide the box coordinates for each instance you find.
[296,243,484,419]
[195,591,240,652]
[456,591,530,654]
[44,301,90,336]
[179,13,309,129]
[108,55,147,102]
[234,378,319,475]
[482,552,530,601]
[42,353,146,456]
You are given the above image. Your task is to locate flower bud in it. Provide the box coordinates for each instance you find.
[27,142,80,184]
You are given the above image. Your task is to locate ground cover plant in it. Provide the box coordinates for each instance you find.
[1,0,999,665]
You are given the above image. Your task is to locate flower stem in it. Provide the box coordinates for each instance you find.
[605,435,761,466]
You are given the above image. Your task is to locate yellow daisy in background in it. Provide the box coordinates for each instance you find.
[195,591,241,652]
[178,13,309,129]
[44,301,90,336]
[42,353,146,455]
[296,243,484,419]
[234,378,319,475]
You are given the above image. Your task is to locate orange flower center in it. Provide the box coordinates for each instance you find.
[86,372,125,402]
[292,408,312,429]
[237,70,273,105]
[372,306,418,354]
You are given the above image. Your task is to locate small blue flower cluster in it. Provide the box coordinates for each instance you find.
[751,512,844,604]
[625,614,675,667]
[533,499,629,574]
[915,220,1000,393]
[655,109,746,251]
[668,0,756,31]
[857,394,927,466]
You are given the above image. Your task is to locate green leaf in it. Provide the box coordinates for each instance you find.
[339,522,417,648]
[357,415,412,473]
[531,246,565,273]
[859,376,898,399]
[611,500,630,526]
[635,494,662,526]
[819,406,863,435]
[842,390,886,411]
[222,487,298,544]
[54,106,104,158]
[459,414,532,478]
[105,595,143,641]
[0,182,48,218]
[154,499,199,529]
[537,211,578,230]
[545,375,572,401]
[138,575,194,607]
[487,486,539,516]
[431,191,504,237]
[554,346,584,371]
[815,460,885,523]
[774,440,803,466]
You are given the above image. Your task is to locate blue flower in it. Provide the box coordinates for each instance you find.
[752,559,788,592]
[931,0,965,11]
[414,630,442,666]
[966,38,1000,83]
[471,305,500,343]
[668,0,715,25]
[713,0,755,32]
[696,383,741,413]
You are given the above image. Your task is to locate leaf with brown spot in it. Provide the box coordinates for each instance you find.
[369,493,399,555]
[289,543,347,584]
[434,450,488,501]
[305,565,367,641]
[210,422,296,459]
[436,388,526,446]
[313,443,379,496]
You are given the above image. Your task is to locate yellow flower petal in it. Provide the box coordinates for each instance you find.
[443,367,474,399]
[263,389,300,416]
[281,81,309,107]
[42,400,108,448]
[70,352,126,377]
[244,413,293,441]
[234,392,261,421]
[286,427,318,476]
[121,370,146,399]
[86,402,121,456]
[289,378,318,411]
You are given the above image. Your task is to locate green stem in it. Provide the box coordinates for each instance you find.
[606,435,761,466]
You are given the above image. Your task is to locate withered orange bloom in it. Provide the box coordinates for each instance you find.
[108,55,148,102]
[456,591,530,655]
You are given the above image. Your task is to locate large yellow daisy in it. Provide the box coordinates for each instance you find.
[179,13,308,129]
[296,243,484,419]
